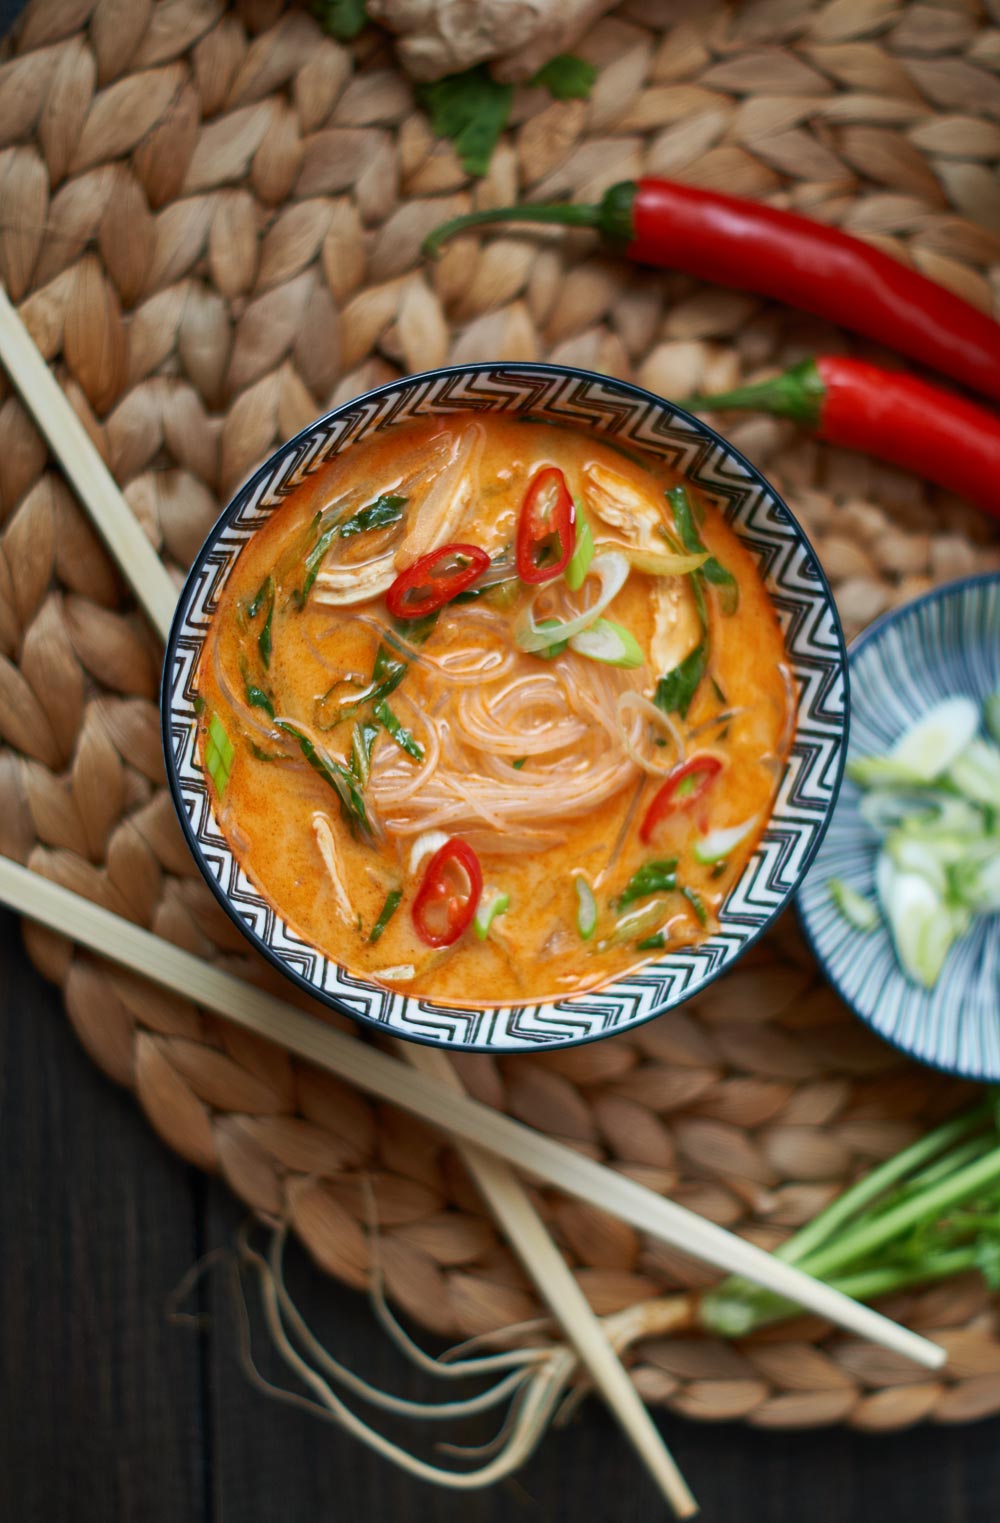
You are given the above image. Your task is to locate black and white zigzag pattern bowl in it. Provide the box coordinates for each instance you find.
[799,573,1000,1080]
[162,363,848,1052]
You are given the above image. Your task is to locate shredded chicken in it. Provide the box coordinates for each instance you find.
[582,461,665,552]
[650,577,702,677]
[312,811,354,923]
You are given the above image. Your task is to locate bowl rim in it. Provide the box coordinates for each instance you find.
[161,359,849,1052]
[797,568,1000,1081]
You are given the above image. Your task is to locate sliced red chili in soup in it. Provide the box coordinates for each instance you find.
[640,754,724,844]
[412,838,483,947]
[515,467,576,584]
[386,544,490,620]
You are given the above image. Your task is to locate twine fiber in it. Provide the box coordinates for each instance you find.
[3,0,1000,1431]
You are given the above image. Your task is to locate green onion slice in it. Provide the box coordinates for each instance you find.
[574,875,597,940]
[474,887,510,941]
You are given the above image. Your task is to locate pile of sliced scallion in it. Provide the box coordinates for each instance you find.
[830,695,1000,988]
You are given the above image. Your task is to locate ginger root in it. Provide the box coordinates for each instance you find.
[366,0,617,83]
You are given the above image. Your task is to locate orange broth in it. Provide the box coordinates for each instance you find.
[196,414,794,1007]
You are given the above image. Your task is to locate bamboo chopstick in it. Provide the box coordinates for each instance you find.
[0,854,944,1373]
[401,1044,697,1517]
[0,286,696,1514]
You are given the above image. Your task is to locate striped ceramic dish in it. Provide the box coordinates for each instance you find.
[798,572,1000,1079]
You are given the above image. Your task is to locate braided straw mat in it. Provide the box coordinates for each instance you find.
[4,0,1000,1434]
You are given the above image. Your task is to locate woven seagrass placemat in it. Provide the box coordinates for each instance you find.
[3,0,1000,1431]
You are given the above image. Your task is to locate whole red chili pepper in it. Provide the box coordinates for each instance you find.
[683,358,1000,518]
[423,180,1000,406]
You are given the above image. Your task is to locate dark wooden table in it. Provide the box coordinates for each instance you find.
[4,905,1000,1523]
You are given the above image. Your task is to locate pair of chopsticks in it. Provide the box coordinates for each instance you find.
[0,288,944,1514]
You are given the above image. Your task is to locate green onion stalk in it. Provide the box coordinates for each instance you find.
[698,1101,1000,1340]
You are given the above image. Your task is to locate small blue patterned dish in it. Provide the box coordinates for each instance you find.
[799,572,1000,1080]
[163,362,848,1053]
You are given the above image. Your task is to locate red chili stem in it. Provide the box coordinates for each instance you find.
[423,179,1000,406]
[685,357,1000,519]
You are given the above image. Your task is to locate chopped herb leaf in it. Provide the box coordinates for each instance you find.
[654,643,708,720]
[249,742,283,762]
[368,888,402,944]
[416,65,514,178]
[204,712,235,795]
[637,931,665,952]
[276,721,371,838]
[667,486,738,614]
[681,886,708,924]
[312,0,367,40]
[247,575,276,669]
[394,611,439,644]
[350,720,379,786]
[318,645,408,729]
[512,757,526,770]
[531,53,597,101]
[247,577,271,620]
[618,858,679,910]
[374,699,424,761]
[710,861,728,879]
[300,522,339,602]
[245,682,274,720]
[193,694,206,715]
[339,493,407,540]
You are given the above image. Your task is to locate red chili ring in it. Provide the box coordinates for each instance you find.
[386,544,491,620]
[412,838,483,948]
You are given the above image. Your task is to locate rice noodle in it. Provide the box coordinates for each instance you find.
[616,691,686,776]
[212,637,285,748]
[371,643,641,837]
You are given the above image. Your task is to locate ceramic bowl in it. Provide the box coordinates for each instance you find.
[162,362,848,1052]
[799,573,1000,1079]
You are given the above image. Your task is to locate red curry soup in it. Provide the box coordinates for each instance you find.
[196,414,795,1007]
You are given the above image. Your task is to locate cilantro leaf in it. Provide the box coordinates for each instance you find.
[416,66,514,178]
[654,643,708,720]
[531,53,597,101]
[312,0,367,41]
[339,493,407,539]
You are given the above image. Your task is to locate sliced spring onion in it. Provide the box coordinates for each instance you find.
[515,551,629,653]
[692,816,758,864]
[409,831,450,876]
[850,697,980,787]
[878,859,956,989]
[564,502,594,592]
[828,877,880,933]
[568,617,643,669]
[846,695,1000,988]
[985,692,1000,746]
[204,711,235,795]
[473,887,510,941]
[534,617,569,659]
[575,876,597,940]
[368,888,402,943]
[950,739,1000,808]
[598,899,669,950]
